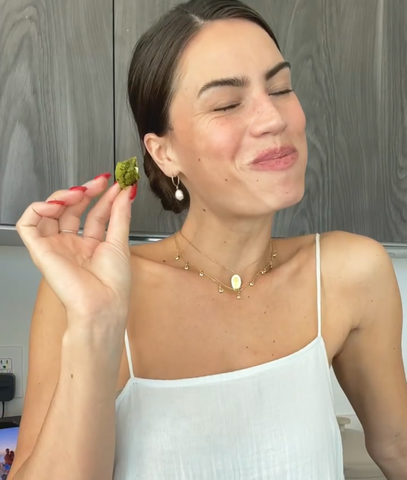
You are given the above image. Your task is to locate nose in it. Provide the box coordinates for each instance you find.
[248,94,287,137]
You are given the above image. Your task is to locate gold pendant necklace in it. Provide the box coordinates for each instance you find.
[178,230,272,291]
[173,233,277,299]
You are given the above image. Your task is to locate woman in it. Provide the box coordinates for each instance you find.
[8,1,407,479]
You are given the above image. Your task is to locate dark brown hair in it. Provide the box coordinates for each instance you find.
[128,0,280,213]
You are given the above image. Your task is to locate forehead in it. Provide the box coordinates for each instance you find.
[175,18,284,93]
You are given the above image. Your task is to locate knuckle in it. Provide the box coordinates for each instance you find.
[47,190,65,200]
[91,213,108,225]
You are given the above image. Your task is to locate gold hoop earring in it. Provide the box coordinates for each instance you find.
[171,175,184,201]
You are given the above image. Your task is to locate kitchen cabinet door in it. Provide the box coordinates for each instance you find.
[0,0,114,227]
[254,0,407,242]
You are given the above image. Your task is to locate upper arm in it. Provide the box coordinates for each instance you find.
[9,278,68,479]
[332,236,407,459]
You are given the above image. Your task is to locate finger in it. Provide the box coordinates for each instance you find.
[82,182,121,242]
[105,185,135,249]
[41,174,112,236]
[16,201,66,254]
[39,190,87,236]
[55,196,90,234]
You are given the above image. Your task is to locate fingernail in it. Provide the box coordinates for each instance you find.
[94,173,112,180]
[69,186,88,192]
[114,180,117,185]
[129,183,138,201]
[47,200,66,205]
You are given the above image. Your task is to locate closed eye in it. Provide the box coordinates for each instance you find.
[214,89,293,112]
[270,89,293,96]
[214,103,240,112]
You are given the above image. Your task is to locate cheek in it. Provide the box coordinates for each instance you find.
[289,98,307,133]
[197,116,246,162]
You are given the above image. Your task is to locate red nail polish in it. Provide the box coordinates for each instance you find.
[69,186,88,192]
[94,173,112,180]
[129,183,138,201]
[47,200,66,205]
[114,180,117,185]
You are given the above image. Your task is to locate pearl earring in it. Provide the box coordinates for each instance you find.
[171,175,184,201]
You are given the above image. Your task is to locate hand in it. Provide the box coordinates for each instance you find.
[16,173,138,328]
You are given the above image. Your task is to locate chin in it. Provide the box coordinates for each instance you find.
[234,189,305,218]
[279,187,305,209]
[266,183,305,213]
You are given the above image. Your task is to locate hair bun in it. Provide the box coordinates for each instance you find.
[143,151,189,213]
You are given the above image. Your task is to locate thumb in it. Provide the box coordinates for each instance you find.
[105,184,136,249]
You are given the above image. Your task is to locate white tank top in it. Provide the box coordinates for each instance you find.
[114,233,345,479]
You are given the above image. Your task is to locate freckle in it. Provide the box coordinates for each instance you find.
[264,311,267,314]
[272,354,275,356]
[256,179,259,182]
[71,374,73,379]
[198,158,201,161]
[246,346,249,349]
[162,259,166,262]
[225,178,228,181]
[203,209,206,212]
[273,340,276,343]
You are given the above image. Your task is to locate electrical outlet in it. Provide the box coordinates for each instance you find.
[0,358,13,373]
[0,346,23,398]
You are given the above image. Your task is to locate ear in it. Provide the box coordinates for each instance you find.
[144,133,181,177]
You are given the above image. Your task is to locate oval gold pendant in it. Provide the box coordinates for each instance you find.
[231,274,242,291]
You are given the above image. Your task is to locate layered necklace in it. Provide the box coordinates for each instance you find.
[174,231,277,299]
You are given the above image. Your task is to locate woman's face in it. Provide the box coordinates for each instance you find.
[163,18,307,217]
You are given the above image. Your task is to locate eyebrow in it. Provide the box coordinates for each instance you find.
[197,61,291,98]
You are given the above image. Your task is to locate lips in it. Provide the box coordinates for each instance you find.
[251,146,298,165]
[249,146,299,172]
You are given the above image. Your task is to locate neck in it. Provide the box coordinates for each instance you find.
[177,208,275,286]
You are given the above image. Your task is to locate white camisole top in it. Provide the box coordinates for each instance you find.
[114,233,345,479]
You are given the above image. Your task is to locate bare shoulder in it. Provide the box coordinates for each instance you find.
[127,238,180,292]
[320,230,399,327]
[320,230,395,286]
[320,230,392,273]
[129,237,175,263]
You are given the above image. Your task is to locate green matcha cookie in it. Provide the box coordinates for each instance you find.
[115,157,140,189]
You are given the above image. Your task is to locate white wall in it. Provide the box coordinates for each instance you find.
[1,245,407,420]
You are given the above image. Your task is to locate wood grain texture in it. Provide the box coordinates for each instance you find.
[114,0,187,235]
[0,0,114,225]
[255,0,407,242]
[115,0,407,241]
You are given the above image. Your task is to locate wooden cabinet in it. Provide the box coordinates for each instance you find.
[263,0,407,242]
[0,0,114,227]
[1,0,406,243]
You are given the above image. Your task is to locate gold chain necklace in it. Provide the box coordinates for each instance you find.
[173,233,277,299]
[178,230,272,290]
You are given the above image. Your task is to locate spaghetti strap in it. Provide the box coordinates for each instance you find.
[315,233,322,337]
[124,329,135,378]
